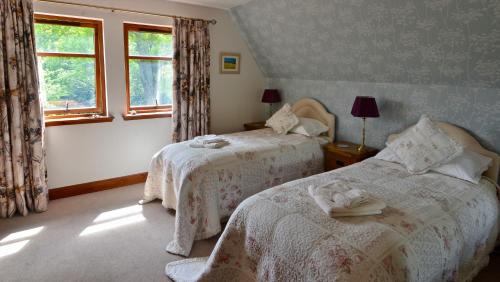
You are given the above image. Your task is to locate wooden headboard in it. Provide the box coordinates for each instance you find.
[291,98,335,142]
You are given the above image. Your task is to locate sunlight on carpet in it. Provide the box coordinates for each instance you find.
[93,204,143,223]
[0,226,44,243]
[80,205,146,236]
[0,226,44,258]
[0,240,30,258]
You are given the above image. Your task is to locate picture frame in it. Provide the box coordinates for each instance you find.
[220,52,241,74]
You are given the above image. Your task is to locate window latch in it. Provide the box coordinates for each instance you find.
[155,99,159,107]
[65,101,69,112]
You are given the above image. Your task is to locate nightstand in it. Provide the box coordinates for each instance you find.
[244,121,267,131]
[323,141,379,171]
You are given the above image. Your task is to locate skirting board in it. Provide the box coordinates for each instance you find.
[49,172,148,200]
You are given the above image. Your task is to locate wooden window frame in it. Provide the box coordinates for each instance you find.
[35,14,109,125]
[123,23,173,119]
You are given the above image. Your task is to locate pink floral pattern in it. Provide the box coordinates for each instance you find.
[172,18,210,142]
[141,128,324,256]
[166,159,499,281]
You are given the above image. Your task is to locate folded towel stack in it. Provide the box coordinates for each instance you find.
[308,181,386,217]
[190,135,229,149]
[332,188,369,208]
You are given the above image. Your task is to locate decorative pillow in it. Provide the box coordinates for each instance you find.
[375,147,491,184]
[387,115,463,174]
[265,103,299,134]
[290,117,329,137]
[374,147,402,164]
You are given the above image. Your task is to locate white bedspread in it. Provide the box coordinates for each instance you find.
[141,129,325,256]
[166,158,499,281]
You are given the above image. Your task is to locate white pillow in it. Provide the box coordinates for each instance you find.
[387,115,463,174]
[265,103,299,134]
[375,148,492,184]
[433,150,492,184]
[290,117,329,137]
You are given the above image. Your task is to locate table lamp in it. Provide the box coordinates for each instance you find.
[261,89,281,117]
[351,96,379,151]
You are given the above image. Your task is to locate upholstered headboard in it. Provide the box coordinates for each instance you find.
[291,98,335,142]
[388,122,500,183]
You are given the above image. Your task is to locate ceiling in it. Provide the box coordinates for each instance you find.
[167,0,252,10]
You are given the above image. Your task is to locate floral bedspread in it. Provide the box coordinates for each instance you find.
[141,129,325,256]
[166,158,499,281]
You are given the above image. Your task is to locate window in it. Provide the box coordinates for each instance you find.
[34,14,110,125]
[123,23,173,119]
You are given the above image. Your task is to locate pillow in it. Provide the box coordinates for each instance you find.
[374,147,402,163]
[387,115,463,174]
[290,117,329,137]
[375,147,492,184]
[265,103,299,134]
[433,150,492,184]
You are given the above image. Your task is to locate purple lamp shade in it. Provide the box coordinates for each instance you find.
[351,96,380,118]
[261,89,281,103]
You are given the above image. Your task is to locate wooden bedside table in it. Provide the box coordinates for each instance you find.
[323,141,379,171]
[244,121,267,131]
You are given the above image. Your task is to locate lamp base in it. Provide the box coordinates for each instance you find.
[358,117,366,152]
[268,103,274,118]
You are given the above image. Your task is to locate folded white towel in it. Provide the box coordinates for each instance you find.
[193,134,217,140]
[308,183,386,217]
[309,181,369,208]
[189,140,229,149]
[332,188,369,209]
[326,208,383,217]
[193,135,225,144]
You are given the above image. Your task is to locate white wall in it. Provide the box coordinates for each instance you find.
[34,0,266,188]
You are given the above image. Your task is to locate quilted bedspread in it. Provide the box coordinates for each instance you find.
[141,129,325,256]
[166,158,499,281]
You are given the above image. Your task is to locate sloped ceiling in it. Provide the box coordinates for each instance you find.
[231,0,500,88]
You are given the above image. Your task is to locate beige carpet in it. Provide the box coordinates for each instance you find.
[0,184,498,282]
[0,184,217,282]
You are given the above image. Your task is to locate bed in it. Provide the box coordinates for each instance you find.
[140,98,335,256]
[165,122,500,281]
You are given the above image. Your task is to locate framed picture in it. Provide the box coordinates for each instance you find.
[220,52,241,74]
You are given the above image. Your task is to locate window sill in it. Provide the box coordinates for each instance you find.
[45,115,114,127]
[122,112,172,120]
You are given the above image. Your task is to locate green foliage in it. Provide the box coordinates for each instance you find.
[35,23,94,54]
[34,23,174,110]
[129,60,172,106]
[128,31,172,57]
[35,23,96,109]
[39,57,96,109]
[128,31,173,107]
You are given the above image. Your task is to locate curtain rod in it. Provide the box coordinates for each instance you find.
[34,0,217,24]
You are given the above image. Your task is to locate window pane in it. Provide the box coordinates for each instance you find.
[129,59,172,107]
[35,23,95,54]
[128,31,172,57]
[38,56,96,110]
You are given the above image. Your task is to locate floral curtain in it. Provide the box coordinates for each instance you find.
[172,18,211,142]
[0,0,48,218]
